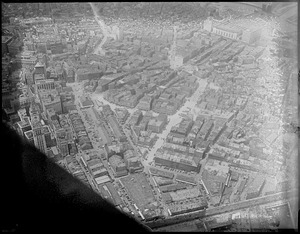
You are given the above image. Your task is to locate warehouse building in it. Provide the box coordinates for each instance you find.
[154,151,201,173]
[109,154,128,178]
[246,176,266,200]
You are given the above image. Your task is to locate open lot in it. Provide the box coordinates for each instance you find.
[120,173,157,211]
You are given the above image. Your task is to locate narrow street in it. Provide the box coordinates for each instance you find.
[145,78,208,165]
[67,82,116,186]
[90,91,137,115]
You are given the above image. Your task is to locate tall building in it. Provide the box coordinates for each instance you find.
[24,130,34,145]
[109,155,128,177]
[203,18,213,32]
[24,40,36,51]
[29,102,41,121]
[34,62,46,77]
[37,53,49,68]
[2,36,13,56]
[15,51,37,69]
[35,79,55,92]
[16,117,32,136]
[17,108,28,122]
[148,115,168,133]
[7,38,23,57]
[36,43,47,54]
[31,119,47,154]
[39,89,63,114]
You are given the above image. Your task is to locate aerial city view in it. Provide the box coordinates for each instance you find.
[2,2,298,232]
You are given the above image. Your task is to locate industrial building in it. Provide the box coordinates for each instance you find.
[109,154,128,178]
[246,176,266,200]
[154,150,201,173]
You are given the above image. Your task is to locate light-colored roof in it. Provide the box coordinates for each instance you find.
[2,36,12,43]
[95,175,111,185]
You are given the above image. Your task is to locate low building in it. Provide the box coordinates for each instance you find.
[205,217,233,232]
[114,108,129,124]
[129,110,143,126]
[76,68,103,81]
[7,38,23,57]
[15,51,37,68]
[109,154,128,177]
[169,187,200,202]
[2,36,13,56]
[147,118,165,133]
[39,90,63,114]
[175,174,197,186]
[171,119,193,137]
[79,95,94,109]
[105,182,123,206]
[149,167,174,179]
[93,168,108,178]
[154,151,201,173]
[137,95,153,111]
[168,198,207,216]
[246,176,266,200]
[124,150,144,173]
[160,183,188,193]
[95,175,111,185]
[107,115,127,142]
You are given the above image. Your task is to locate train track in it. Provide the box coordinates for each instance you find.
[205,189,297,217]
[147,189,298,229]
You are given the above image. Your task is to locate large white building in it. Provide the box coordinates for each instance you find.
[203,17,262,45]
[212,25,242,40]
[170,55,183,69]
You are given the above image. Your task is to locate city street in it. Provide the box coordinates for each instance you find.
[145,78,208,165]
[67,82,117,185]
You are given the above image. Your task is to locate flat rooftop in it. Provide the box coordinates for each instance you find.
[120,173,156,212]
[2,36,13,44]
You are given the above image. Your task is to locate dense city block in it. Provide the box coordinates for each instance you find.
[2,2,298,232]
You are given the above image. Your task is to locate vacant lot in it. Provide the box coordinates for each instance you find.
[121,173,156,211]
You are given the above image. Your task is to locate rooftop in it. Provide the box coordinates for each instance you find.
[155,151,198,167]
[169,187,200,201]
[109,155,125,167]
[24,130,33,139]
[2,35,13,44]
